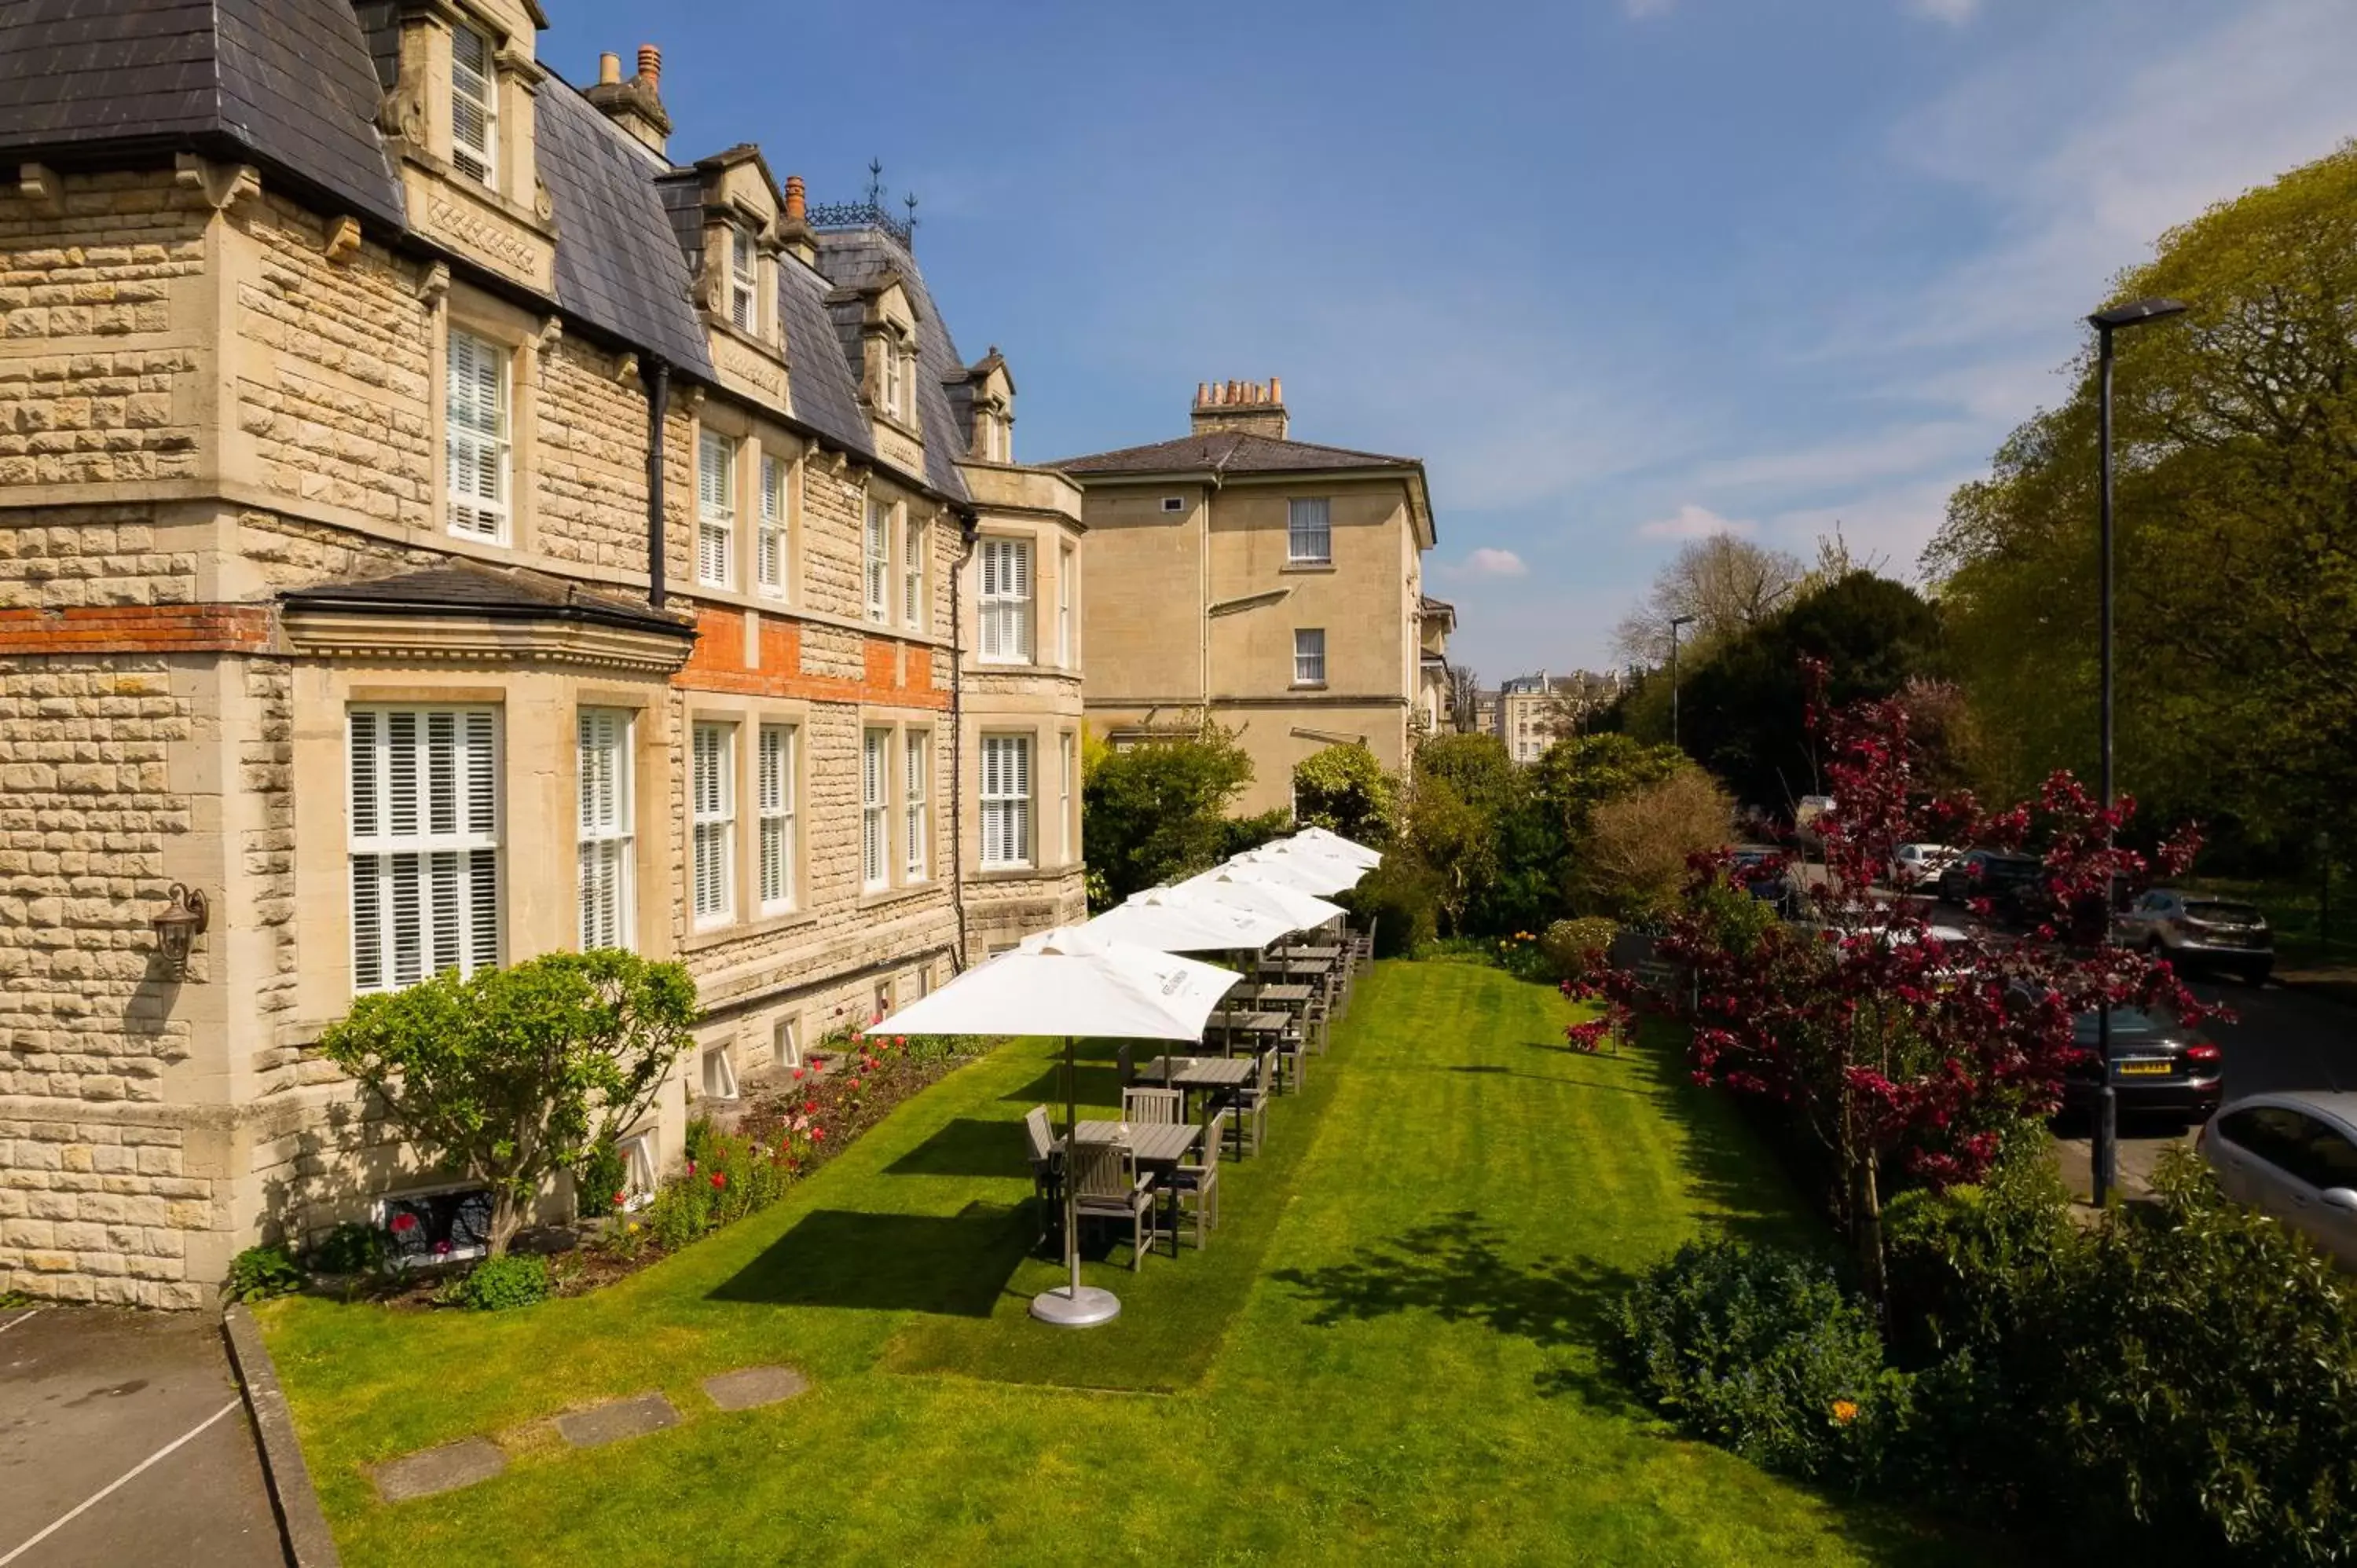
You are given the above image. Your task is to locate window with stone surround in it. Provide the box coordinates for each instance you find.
[981,734,1032,870]
[691,722,735,926]
[757,452,787,596]
[904,730,929,882]
[348,706,500,995]
[445,327,510,543]
[1057,542,1075,667]
[1294,628,1327,687]
[863,497,892,624]
[903,515,928,631]
[979,537,1032,664]
[757,723,795,912]
[729,225,758,334]
[702,1045,739,1101]
[450,21,498,189]
[1060,731,1076,863]
[698,429,735,589]
[577,709,633,952]
[862,728,889,890]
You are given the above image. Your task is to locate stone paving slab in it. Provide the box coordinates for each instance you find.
[702,1365,809,1411]
[371,1437,507,1503]
[554,1392,679,1449]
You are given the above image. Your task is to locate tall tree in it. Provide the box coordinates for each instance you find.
[1081,726,1259,907]
[1927,141,2357,861]
[1614,533,1809,666]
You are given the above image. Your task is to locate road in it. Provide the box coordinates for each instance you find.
[2051,970,2352,1201]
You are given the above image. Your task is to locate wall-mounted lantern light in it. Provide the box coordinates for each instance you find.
[152,883,209,976]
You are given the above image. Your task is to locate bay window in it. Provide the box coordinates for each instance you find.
[576,709,633,951]
[979,537,1032,664]
[981,734,1032,870]
[348,706,500,993]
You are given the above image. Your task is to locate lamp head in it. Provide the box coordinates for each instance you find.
[2088,297,2188,332]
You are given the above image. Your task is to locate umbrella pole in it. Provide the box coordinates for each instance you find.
[1032,1033,1119,1327]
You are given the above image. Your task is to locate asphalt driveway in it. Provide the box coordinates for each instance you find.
[0,1306,283,1567]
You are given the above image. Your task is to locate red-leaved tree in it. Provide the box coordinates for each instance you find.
[1571,667,2215,1297]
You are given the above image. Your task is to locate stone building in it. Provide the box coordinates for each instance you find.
[0,0,1083,1306]
[1054,380,1443,816]
[1496,669,1627,761]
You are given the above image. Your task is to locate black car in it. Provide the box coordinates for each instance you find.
[1936,850,2046,923]
[2059,1004,2224,1124]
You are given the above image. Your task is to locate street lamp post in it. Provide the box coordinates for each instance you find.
[2087,296,2187,1208]
[1669,614,1695,750]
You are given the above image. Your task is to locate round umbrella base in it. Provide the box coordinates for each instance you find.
[1028,1284,1121,1328]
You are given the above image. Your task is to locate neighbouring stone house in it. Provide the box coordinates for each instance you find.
[0,0,1083,1306]
[1497,669,1627,761]
[1054,380,1444,816]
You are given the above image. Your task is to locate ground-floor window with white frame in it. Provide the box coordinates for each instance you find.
[981,733,1032,869]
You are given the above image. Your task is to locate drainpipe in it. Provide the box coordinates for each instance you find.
[949,511,979,970]
[641,357,671,606]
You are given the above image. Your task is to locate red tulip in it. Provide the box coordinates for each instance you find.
[803,1100,817,1115]
[709,1172,727,1190]
[810,1127,827,1142]
[612,1189,627,1208]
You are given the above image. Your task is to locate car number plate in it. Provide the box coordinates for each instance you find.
[2117,1059,2172,1077]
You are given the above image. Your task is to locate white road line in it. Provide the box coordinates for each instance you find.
[0,1397,242,1567]
[0,1310,39,1336]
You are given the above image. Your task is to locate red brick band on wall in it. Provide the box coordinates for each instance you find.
[671,608,949,709]
[0,605,273,654]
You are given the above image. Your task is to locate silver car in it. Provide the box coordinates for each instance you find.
[2113,888,2273,985]
[2199,1092,2357,1269]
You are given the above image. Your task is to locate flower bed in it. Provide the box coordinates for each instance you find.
[321,1028,992,1309]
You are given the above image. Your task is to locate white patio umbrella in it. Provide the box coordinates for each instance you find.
[1286,826,1384,869]
[1085,885,1293,954]
[1220,845,1362,896]
[1177,869,1349,935]
[871,925,1237,1328]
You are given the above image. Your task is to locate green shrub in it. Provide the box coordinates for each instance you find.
[574,1136,626,1222]
[1350,853,1442,956]
[225,1243,306,1303]
[1886,1144,2357,1562]
[1539,917,1618,984]
[1615,1237,1909,1489]
[303,1222,386,1277]
[440,1252,550,1311]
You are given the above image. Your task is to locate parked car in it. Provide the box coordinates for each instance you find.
[1729,845,1803,917]
[1935,849,2046,922]
[2113,888,2273,985]
[1887,842,1959,888]
[2199,1092,2357,1269]
[2040,998,2223,1124]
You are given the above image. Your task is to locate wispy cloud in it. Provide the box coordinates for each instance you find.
[1446,547,1530,579]
[1640,504,1754,540]
[1904,0,1980,24]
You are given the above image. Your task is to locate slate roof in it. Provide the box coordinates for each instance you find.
[280,559,698,638]
[778,258,872,458]
[537,86,713,379]
[1048,430,1420,478]
[816,229,971,502]
[0,0,404,227]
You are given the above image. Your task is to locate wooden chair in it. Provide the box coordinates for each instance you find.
[1070,1138,1156,1271]
[1174,1108,1224,1247]
[1303,993,1331,1056]
[1229,1048,1272,1157]
[1022,1105,1062,1248]
[1121,1086,1182,1126]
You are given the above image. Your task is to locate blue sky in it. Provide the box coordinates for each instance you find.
[550,0,2357,679]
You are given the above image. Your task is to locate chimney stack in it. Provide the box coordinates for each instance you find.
[1190,374,1289,440]
[586,40,673,156]
[776,174,815,263]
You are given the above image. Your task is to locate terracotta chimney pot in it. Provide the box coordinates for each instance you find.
[637,44,662,89]
[1270,376,1283,403]
[598,51,621,86]
[783,174,807,222]
[1196,381,1209,406]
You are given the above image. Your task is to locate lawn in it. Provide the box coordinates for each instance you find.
[262,960,1979,1566]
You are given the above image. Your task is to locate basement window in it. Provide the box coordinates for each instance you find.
[378,1186,491,1267]
[701,1045,739,1101]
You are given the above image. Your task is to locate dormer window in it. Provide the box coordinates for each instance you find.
[450,22,498,189]
[881,334,906,423]
[728,226,758,334]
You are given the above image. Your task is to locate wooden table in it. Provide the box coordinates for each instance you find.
[1281,943,1343,962]
[1236,984,1313,1009]
[1071,1121,1197,1161]
[1139,1054,1257,1118]
[1208,1009,1288,1053]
